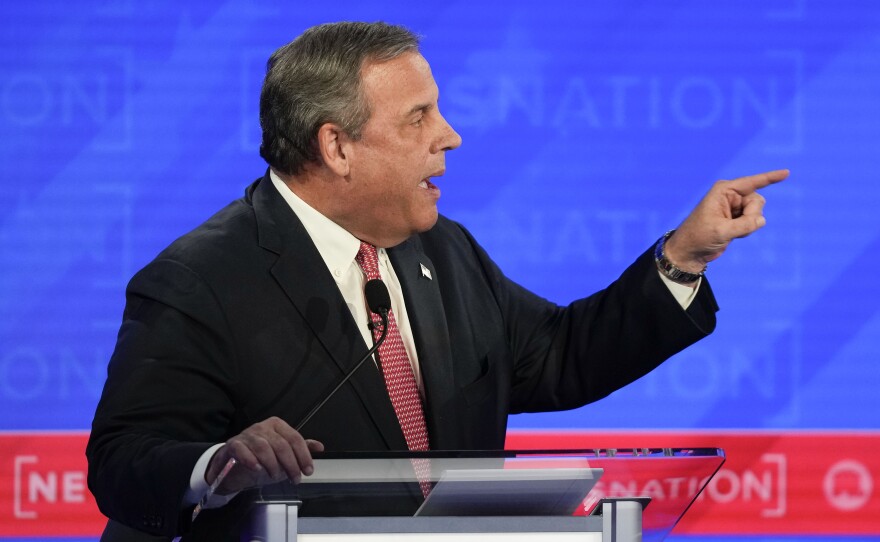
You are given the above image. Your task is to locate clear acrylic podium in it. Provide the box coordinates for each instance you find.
[242,448,724,542]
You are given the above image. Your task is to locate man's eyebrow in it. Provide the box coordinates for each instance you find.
[406,102,434,115]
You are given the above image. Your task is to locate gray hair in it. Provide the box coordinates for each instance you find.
[259,22,420,175]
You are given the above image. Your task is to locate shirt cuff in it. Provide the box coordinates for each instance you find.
[182,443,237,509]
[658,271,701,309]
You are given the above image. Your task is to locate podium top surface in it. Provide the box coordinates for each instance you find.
[251,448,724,541]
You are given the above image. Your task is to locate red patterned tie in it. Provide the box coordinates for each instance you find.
[355,242,432,497]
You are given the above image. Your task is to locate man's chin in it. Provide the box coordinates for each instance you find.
[416,211,440,233]
[375,214,439,248]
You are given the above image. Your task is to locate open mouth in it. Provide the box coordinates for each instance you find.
[418,178,439,191]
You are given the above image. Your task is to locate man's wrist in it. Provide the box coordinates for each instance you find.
[183,443,225,506]
[654,230,705,285]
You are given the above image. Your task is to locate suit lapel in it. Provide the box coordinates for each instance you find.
[388,238,460,450]
[251,176,406,449]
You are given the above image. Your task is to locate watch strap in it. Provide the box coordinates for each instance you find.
[653,230,705,284]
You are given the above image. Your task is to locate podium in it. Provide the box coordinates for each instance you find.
[241,448,724,542]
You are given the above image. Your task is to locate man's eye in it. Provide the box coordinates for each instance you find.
[413,117,423,126]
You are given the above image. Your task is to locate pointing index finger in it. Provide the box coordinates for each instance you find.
[727,169,789,195]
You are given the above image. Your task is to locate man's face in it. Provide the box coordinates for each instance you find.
[342,52,461,247]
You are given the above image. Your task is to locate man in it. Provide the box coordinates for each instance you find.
[87,21,787,540]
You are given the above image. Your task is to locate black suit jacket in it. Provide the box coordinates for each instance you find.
[87,173,717,539]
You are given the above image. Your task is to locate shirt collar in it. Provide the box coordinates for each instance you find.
[269,170,361,280]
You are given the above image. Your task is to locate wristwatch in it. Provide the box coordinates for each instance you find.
[653,230,705,284]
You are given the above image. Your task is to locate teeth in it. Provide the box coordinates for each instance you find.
[418,180,428,188]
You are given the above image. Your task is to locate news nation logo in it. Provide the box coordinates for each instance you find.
[697,453,787,518]
[1,433,104,537]
[13,455,87,519]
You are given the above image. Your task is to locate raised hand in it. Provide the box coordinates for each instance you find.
[663,169,790,273]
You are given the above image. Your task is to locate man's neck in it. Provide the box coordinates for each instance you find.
[270,167,409,248]
[272,168,333,215]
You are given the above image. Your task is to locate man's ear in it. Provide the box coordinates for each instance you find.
[316,123,351,177]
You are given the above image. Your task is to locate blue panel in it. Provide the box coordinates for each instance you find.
[1,0,878,428]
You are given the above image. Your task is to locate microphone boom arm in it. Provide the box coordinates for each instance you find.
[295,308,389,432]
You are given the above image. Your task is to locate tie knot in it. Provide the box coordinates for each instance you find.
[356,241,381,281]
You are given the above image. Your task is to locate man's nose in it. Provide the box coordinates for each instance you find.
[433,113,462,153]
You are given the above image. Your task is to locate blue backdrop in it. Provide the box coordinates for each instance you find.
[1,0,878,538]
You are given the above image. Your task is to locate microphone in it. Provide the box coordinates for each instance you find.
[365,278,391,326]
[295,279,390,431]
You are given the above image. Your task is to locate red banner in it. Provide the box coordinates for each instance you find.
[507,430,880,534]
[1,430,879,536]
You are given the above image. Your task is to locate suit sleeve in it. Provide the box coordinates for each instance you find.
[454,223,718,414]
[86,259,240,537]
